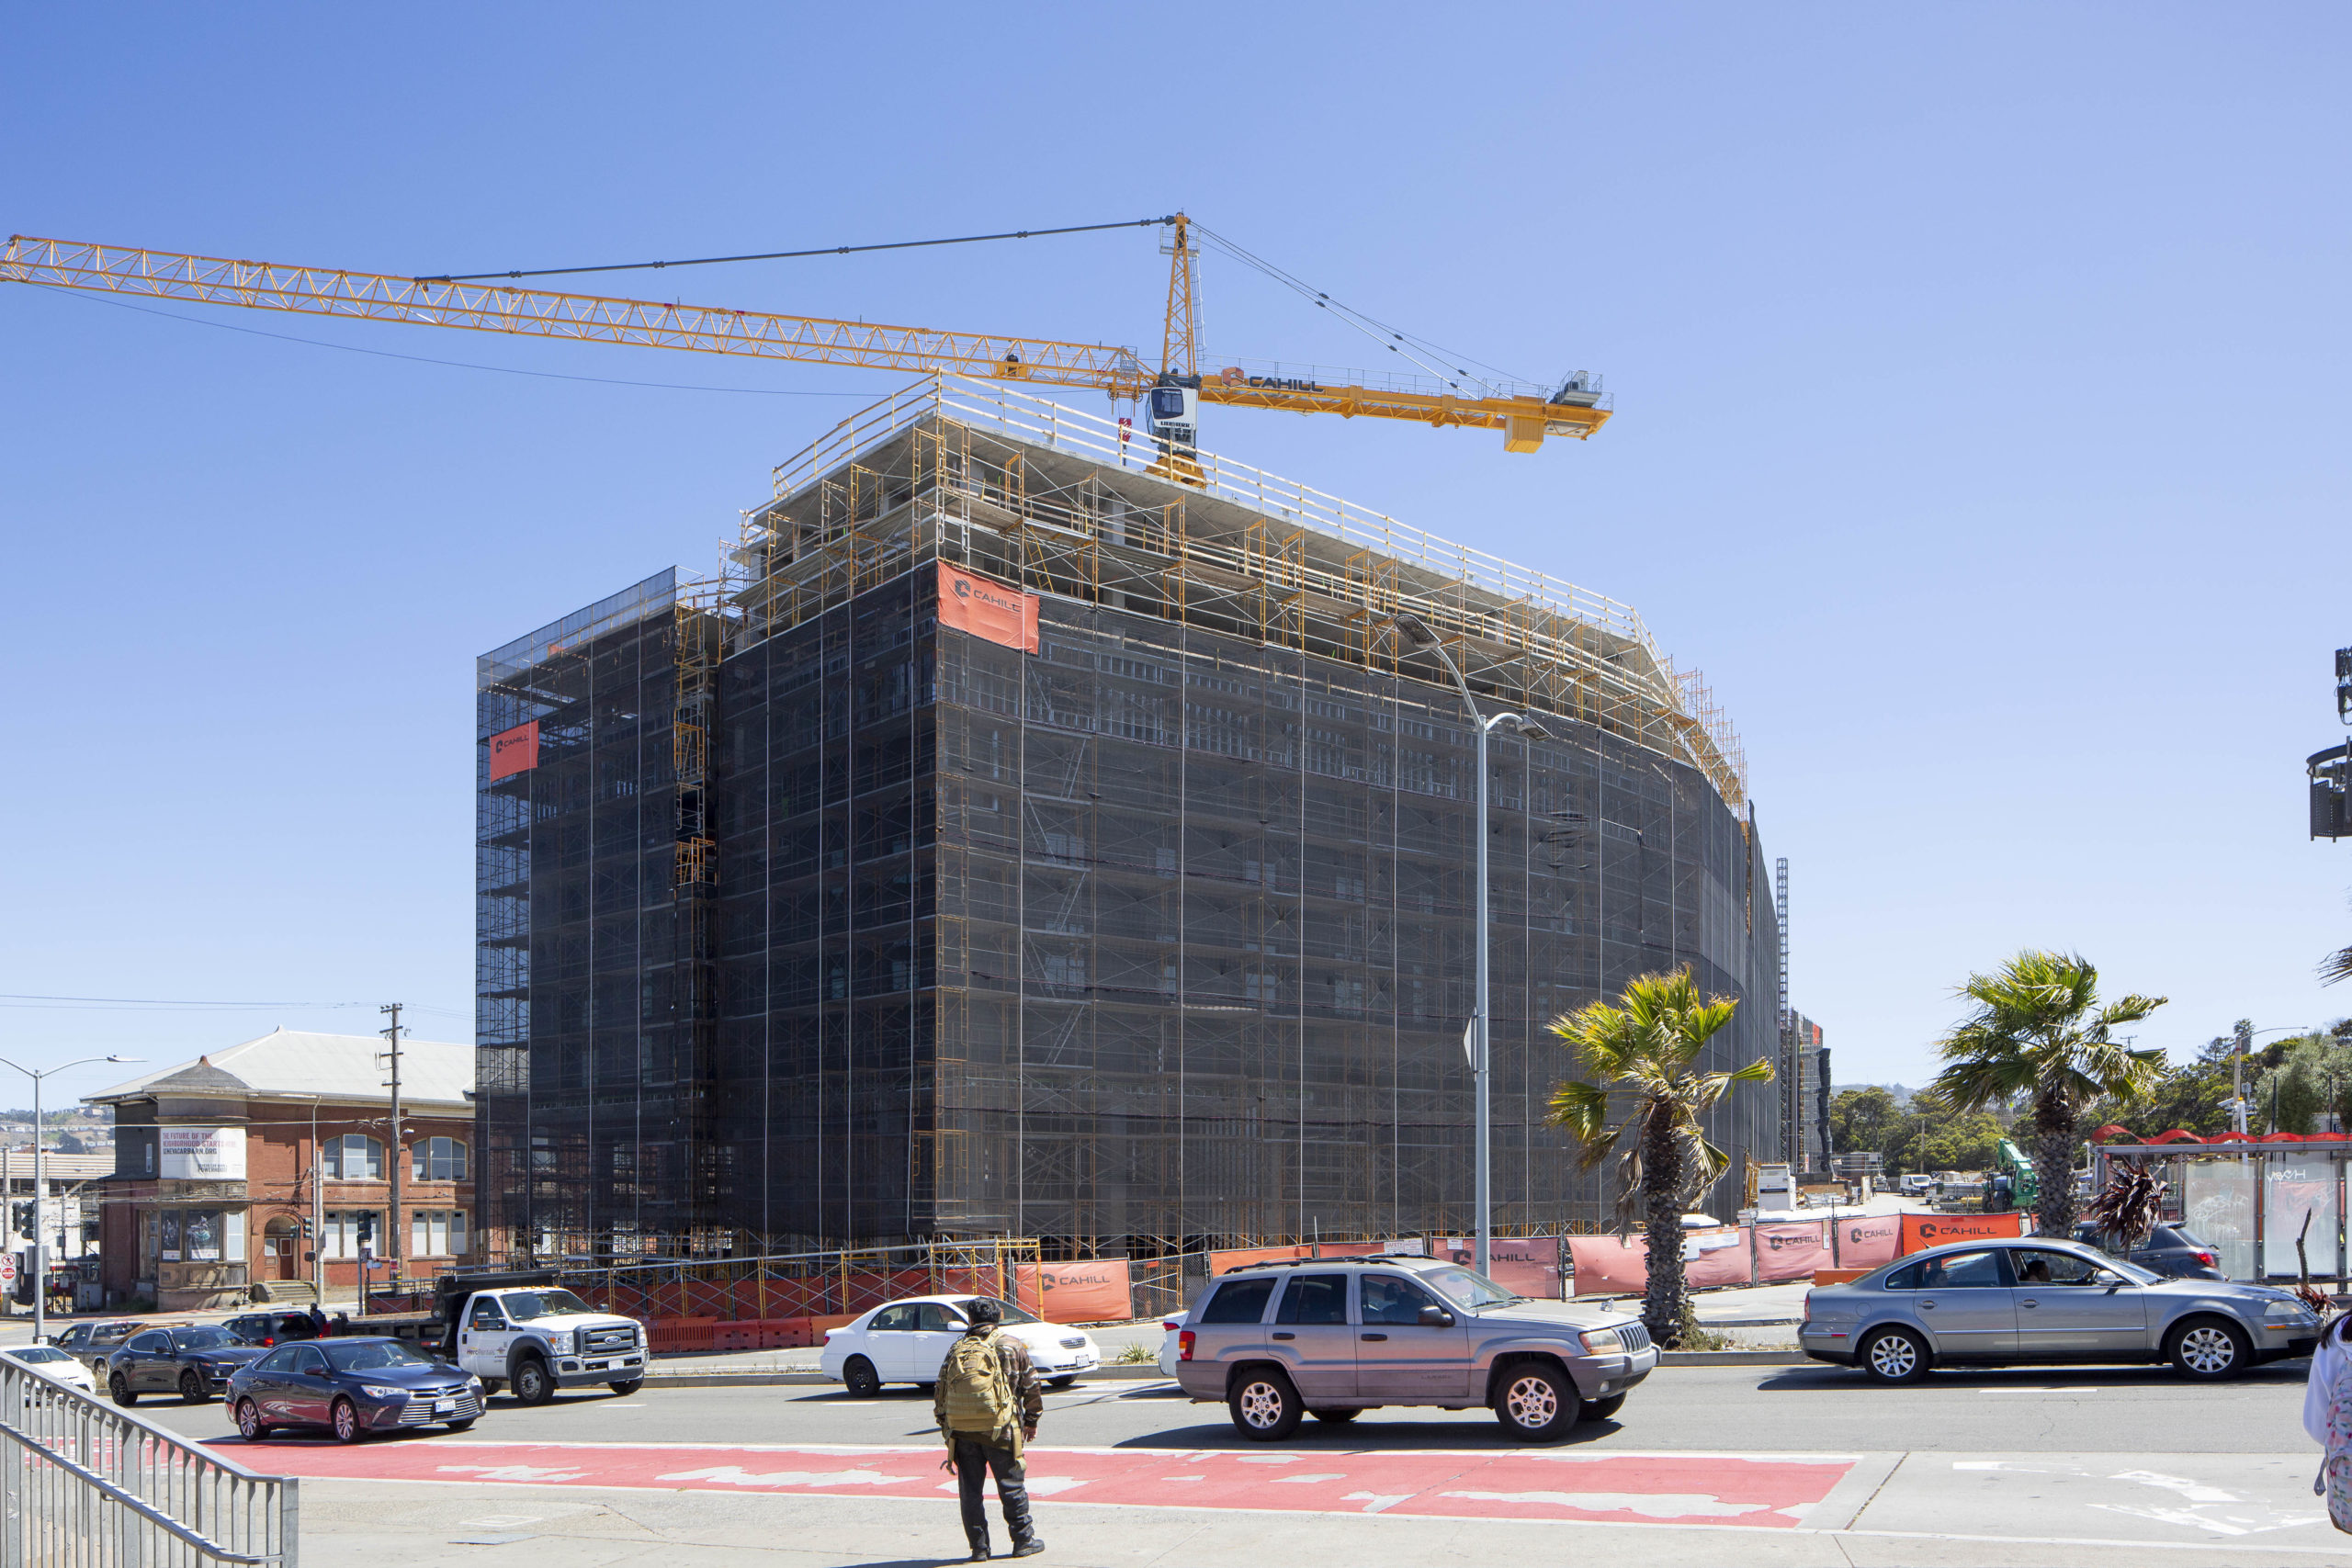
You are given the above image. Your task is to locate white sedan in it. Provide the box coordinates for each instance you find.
[820,1295,1100,1396]
[2,1344,96,1395]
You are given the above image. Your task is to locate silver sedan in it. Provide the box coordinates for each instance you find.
[1801,1237,2321,1383]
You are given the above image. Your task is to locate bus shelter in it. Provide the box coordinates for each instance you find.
[2091,1136,2348,1285]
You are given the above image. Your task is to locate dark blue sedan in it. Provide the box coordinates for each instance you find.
[228,1336,483,1443]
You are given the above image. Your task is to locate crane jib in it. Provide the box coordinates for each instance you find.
[2,235,1608,450]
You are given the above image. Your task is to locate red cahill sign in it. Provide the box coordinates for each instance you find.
[937,563,1039,653]
[1899,1211,2028,1254]
[488,720,540,781]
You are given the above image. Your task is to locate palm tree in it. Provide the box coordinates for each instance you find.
[1931,950,2166,1235]
[1546,968,1773,1347]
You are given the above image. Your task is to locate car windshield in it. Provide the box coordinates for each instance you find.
[503,1290,594,1321]
[952,1298,1039,1326]
[171,1328,239,1351]
[323,1341,435,1372]
[1418,1266,1521,1310]
[9,1348,70,1364]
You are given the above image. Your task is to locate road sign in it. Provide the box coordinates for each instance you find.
[0,1257,19,1284]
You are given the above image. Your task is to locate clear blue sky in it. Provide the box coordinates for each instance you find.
[6,5,2346,1101]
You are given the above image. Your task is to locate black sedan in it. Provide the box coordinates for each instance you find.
[107,1325,265,1404]
[229,1336,482,1443]
[2075,1221,2226,1280]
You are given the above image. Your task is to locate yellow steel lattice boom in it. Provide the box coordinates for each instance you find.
[1,232,1611,450]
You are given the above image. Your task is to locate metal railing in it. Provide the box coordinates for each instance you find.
[0,1361,296,1565]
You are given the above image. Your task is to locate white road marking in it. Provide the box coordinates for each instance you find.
[655,1465,916,1488]
[1269,1474,1348,1484]
[1340,1491,1412,1515]
[435,1464,592,1483]
[1442,1489,1772,1519]
[1978,1387,2100,1394]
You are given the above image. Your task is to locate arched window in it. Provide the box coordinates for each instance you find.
[412,1136,468,1182]
[322,1134,383,1180]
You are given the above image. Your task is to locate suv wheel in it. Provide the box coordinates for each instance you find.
[2167,1317,2249,1381]
[109,1374,137,1407]
[179,1371,209,1404]
[1492,1361,1577,1442]
[1227,1369,1302,1441]
[1860,1326,1931,1385]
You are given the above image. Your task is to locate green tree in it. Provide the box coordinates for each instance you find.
[1546,968,1774,1348]
[1829,1088,1904,1161]
[2252,1033,2352,1134]
[1911,1111,2007,1173]
[1931,951,2166,1234]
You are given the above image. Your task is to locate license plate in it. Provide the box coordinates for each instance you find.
[433,1399,455,1414]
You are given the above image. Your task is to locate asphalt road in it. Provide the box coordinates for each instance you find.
[126,1358,2315,1455]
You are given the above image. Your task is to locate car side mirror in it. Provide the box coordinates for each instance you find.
[1418,1304,1455,1327]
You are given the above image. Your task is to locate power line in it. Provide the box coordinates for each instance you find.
[416,216,1179,284]
[0,993,468,1015]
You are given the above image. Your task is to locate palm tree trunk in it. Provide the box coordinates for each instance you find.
[1641,1104,1686,1347]
[2032,1091,2078,1235]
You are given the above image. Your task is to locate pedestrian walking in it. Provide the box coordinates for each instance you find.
[2305,1310,2352,1531]
[306,1303,327,1339]
[933,1298,1045,1562]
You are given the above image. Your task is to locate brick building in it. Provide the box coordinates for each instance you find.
[86,1029,473,1311]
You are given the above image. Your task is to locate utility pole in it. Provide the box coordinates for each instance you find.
[2233,1019,2254,1136]
[380,1003,404,1299]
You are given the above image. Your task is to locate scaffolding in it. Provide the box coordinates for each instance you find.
[475,382,1781,1262]
[737,376,1747,817]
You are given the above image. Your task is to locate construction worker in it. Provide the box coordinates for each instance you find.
[933,1298,1045,1561]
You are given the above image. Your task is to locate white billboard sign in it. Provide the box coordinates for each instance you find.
[160,1126,245,1179]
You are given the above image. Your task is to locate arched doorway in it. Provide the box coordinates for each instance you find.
[261,1216,300,1281]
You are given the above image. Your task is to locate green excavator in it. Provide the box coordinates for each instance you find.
[1985,1138,2041,1213]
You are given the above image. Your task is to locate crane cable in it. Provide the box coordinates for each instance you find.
[1186,221,1536,395]
[415,216,1178,284]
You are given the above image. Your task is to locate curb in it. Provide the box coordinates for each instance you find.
[1658,1349,1808,1366]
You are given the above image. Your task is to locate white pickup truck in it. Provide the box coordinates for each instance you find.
[366,1269,648,1406]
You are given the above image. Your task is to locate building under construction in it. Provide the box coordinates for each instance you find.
[475,378,1782,1261]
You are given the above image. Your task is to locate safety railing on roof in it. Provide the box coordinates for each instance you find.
[0,1359,298,1565]
[756,374,1749,814]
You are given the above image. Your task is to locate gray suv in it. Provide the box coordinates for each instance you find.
[1801,1237,2322,1382]
[1172,1257,1657,1441]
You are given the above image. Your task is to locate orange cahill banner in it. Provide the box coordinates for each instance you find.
[488,720,539,781]
[1011,1260,1132,1324]
[1568,1235,1650,1296]
[937,563,1038,653]
[1899,1211,2028,1254]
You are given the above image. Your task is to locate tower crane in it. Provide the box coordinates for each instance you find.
[1,217,1610,475]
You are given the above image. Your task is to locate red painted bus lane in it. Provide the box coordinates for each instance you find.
[220,1439,1854,1528]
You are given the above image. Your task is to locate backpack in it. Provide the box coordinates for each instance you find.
[941,1329,1017,1435]
[2317,1326,2352,1534]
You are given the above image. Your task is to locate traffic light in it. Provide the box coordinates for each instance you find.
[8,1203,30,1237]
[300,1216,313,1239]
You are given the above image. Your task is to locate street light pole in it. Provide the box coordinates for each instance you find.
[2233,1024,2312,1135]
[1393,615,1549,1280]
[0,1055,142,1344]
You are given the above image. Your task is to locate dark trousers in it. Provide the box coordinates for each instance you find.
[951,1435,1034,1551]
